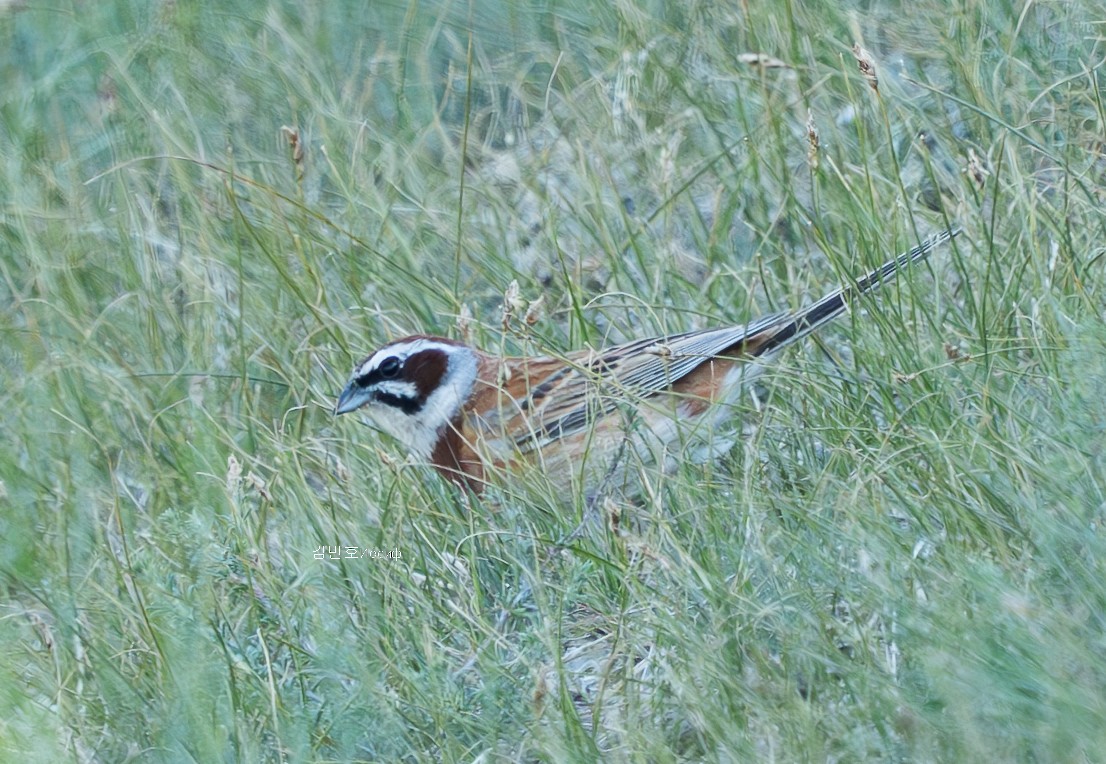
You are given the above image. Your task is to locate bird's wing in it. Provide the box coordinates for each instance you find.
[486,227,959,452]
[506,318,788,449]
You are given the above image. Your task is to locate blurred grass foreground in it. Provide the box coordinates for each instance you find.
[2,0,1106,761]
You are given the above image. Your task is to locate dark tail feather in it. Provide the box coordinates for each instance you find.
[755,226,961,356]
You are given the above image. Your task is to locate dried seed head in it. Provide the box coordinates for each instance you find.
[966,148,988,187]
[523,293,545,325]
[281,125,305,184]
[944,342,971,363]
[456,302,473,343]
[806,110,820,170]
[332,457,351,483]
[604,496,622,535]
[532,671,548,712]
[226,454,242,493]
[247,471,272,502]
[501,280,523,329]
[852,43,879,92]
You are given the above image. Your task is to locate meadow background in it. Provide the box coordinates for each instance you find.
[2,0,1105,761]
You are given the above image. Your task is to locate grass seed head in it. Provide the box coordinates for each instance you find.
[852,43,879,92]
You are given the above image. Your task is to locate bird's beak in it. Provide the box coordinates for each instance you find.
[334,382,365,416]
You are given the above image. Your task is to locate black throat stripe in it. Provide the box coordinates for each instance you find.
[374,390,424,416]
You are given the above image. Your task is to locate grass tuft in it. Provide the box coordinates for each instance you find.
[2,0,1104,760]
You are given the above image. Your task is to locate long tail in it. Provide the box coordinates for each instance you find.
[752,225,961,357]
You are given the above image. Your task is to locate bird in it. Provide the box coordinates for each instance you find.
[335,227,959,496]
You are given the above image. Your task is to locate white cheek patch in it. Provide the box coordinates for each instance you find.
[373,380,419,401]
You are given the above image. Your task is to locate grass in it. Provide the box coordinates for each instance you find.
[2,0,1105,760]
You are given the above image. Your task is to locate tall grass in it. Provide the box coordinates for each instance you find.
[1,0,1104,760]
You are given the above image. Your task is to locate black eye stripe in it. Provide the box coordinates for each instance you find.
[355,355,403,388]
[374,390,423,415]
[348,346,448,418]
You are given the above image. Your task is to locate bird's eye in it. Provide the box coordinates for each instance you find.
[378,356,401,379]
